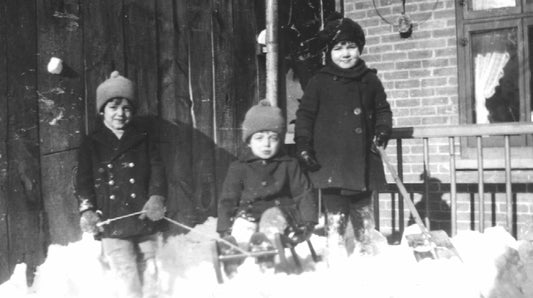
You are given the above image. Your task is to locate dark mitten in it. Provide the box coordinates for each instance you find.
[298,151,321,172]
[80,210,101,234]
[374,126,391,149]
[288,222,315,245]
[139,195,166,221]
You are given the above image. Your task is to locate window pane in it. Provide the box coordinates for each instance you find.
[470,0,516,11]
[471,28,519,123]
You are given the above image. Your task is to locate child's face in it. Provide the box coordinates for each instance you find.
[248,131,281,160]
[102,97,133,130]
[331,41,360,69]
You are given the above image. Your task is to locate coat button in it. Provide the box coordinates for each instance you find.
[108,180,115,185]
[107,164,113,169]
[274,200,280,206]
[129,162,135,168]
[261,181,267,186]
[333,76,338,81]
[130,193,136,198]
[109,194,116,200]
[98,168,105,173]
[354,128,363,134]
[353,108,362,115]
[129,178,135,184]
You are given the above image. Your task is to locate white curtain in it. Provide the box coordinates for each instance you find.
[472,0,515,11]
[474,52,510,123]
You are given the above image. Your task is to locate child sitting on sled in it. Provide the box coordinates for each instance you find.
[216,99,318,250]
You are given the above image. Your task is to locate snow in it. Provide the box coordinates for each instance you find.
[1,218,532,298]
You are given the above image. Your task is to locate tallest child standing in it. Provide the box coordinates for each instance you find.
[295,15,393,256]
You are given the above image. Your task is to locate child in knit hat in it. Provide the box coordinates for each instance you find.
[76,71,167,298]
[217,99,317,267]
[295,14,393,257]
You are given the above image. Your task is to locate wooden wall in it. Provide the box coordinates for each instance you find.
[0,0,263,284]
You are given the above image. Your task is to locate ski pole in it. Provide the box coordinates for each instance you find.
[163,216,250,256]
[96,211,146,227]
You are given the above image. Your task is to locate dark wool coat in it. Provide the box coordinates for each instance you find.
[295,59,392,192]
[76,121,167,239]
[217,149,317,233]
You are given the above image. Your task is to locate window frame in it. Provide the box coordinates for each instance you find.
[456,0,533,150]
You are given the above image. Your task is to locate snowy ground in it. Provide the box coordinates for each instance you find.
[1,217,532,298]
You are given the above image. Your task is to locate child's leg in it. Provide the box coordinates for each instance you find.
[321,189,350,258]
[101,238,142,298]
[137,234,160,298]
[348,191,375,244]
[231,217,258,246]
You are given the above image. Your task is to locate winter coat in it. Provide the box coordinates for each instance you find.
[217,149,317,233]
[76,120,167,239]
[295,59,392,192]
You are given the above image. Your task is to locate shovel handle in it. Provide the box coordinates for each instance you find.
[375,145,430,236]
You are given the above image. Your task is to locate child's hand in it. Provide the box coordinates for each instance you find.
[80,210,102,234]
[298,151,321,172]
[140,195,166,221]
[374,129,390,148]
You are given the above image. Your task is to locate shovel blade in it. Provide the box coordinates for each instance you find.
[405,230,461,261]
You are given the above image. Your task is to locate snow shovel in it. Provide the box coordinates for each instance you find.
[375,145,461,261]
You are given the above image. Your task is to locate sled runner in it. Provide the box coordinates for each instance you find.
[376,145,462,262]
[211,207,319,284]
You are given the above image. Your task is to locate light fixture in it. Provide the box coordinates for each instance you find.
[373,0,439,39]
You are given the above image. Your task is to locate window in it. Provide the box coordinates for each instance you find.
[456,0,533,147]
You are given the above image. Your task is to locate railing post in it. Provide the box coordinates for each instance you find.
[504,135,513,236]
[476,136,485,232]
[449,137,457,236]
[423,138,430,229]
[396,139,404,236]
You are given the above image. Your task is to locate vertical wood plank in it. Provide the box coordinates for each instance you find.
[212,0,238,200]
[0,0,9,284]
[124,0,158,115]
[37,0,84,154]
[233,0,259,143]
[83,0,125,131]
[188,0,217,220]
[156,0,195,232]
[6,0,45,285]
[37,0,84,245]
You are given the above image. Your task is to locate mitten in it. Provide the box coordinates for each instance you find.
[298,150,321,172]
[288,222,315,245]
[80,210,101,234]
[374,126,391,149]
[139,195,166,221]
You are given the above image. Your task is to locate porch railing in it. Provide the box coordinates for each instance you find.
[384,122,533,237]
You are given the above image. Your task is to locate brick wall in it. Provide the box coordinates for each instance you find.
[342,0,533,239]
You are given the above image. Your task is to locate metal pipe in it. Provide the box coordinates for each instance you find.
[504,135,513,235]
[449,137,457,236]
[477,136,484,232]
[265,0,278,107]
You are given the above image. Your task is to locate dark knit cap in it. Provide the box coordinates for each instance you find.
[242,99,286,142]
[318,12,366,53]
[96,71,136,113]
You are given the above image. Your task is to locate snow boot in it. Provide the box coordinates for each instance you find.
[219,235,243,277]
[248,232,276,271]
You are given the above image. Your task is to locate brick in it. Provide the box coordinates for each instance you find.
[422,58,449,68]
[410,106,437,116]
[435,48,458,57]
[393,41,420,51]
[368,25,395,35]
[382,52,407,61]
[433,28,457,38]
[435,86,458,95]
[408,50,433,60]
[396,60,422,69]
[421,77,447,87]
[397,117,422,126]
[367,44,393,54]
[370,62,395,71]
[419,39,448,48]
[410,88,435,97]
[384,71,409,80]
[387,89,409,99]
[409,69,432,78]
[395,79,421,89]
[422,116,450,125]
[364,54,382,63]
[421,96,448,105]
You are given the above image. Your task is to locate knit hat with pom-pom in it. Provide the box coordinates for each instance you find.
[242,99,286,142]
[318,12,366,53]
[96,71,136,113]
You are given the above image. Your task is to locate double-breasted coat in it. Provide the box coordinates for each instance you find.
[295,59,392,192]
[76,121,167,238]
[217,149,317,234]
